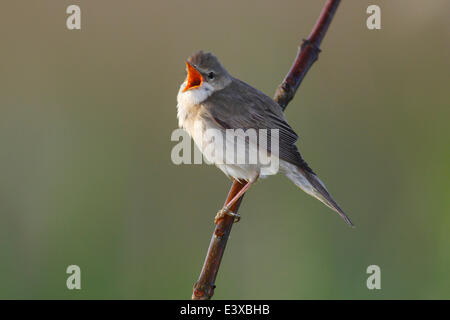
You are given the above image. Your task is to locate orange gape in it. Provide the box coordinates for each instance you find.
[183,61,203,92]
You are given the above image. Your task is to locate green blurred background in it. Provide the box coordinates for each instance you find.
[0,0,449,299]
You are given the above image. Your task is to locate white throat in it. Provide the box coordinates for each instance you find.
[177,81,214,127]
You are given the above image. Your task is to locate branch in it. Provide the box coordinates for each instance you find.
[192,0,341,300]
[274,0,340,109]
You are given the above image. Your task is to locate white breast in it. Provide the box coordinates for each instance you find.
[177,81,214,128]
[176,81,275,182]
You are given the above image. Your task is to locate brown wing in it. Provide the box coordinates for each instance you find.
[201,78,314,174]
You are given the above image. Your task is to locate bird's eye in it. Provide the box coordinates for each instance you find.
[207,72,215,80]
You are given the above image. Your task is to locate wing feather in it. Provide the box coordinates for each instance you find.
[201,78,314,173]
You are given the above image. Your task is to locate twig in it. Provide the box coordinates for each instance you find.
[274,0,341,109]
[192,0,341,300]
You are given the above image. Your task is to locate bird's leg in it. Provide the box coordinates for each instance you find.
[224,180,253,210]
[215,179,255,224]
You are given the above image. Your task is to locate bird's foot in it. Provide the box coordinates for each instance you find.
[214,206,241,224]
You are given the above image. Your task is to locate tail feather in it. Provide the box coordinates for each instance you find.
[282,161,354,227]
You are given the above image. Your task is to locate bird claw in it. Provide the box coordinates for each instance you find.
[214,206,241,224]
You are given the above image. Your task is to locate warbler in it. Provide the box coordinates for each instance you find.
[177,51,353,227]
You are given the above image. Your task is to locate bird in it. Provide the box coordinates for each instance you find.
[176,51,353,227]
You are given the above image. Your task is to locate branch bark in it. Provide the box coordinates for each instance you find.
[192,0,341,300]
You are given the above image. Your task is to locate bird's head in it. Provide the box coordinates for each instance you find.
[182,51,231,94]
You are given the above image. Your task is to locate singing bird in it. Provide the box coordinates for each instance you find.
[177,51,353,227]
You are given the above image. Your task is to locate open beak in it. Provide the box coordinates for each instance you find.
[183,61,203,92]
